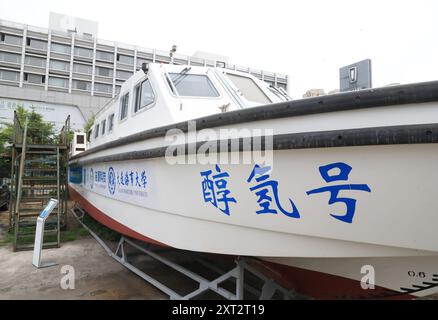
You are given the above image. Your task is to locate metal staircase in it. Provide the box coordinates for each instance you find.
[8,111,70,251]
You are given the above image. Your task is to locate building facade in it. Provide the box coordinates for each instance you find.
[0,17,289,129]
[302,88,325,98]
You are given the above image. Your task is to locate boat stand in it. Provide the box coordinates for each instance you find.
[71,204,296,300]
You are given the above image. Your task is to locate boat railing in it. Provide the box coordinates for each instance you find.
[93,94,120,119]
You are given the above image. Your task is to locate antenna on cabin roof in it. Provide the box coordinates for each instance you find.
[170,44,177,64]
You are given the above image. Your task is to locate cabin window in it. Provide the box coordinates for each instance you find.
[120,93,129,120]
[108,113,115,132]
[101,119,106,135]
[225,73,271,104]
[94,124,99,139]
[168,73,219,97]
[134,79,155,112]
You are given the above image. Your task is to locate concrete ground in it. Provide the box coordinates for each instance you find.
[0,207,243,300]
[0,235,168,300]
[0,208,168,300]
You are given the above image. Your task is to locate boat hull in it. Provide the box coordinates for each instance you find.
[68,143,438,299]
[255,256,438,299]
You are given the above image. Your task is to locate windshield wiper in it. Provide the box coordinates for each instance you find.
[269,84,291,101]
[171,67,192,87]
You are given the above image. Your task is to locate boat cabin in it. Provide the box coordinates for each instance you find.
[85,63,290,150]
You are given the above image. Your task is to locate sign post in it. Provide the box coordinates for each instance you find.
[32,198,59,268]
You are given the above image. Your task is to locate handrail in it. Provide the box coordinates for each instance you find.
[13,117,28,248]
[13,111,23,144]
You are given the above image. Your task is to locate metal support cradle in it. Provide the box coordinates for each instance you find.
[71,204,296,300]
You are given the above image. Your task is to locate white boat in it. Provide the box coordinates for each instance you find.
[68,62,438,299]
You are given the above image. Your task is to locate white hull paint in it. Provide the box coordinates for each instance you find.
[70,143,438,298]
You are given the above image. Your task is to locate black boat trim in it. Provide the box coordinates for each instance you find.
[70,80,438,161]
[70,123,438,165]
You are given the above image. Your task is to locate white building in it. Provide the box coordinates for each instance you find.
[0,14,289,130]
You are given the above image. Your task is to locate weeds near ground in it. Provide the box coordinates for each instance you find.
[81,214,120,242]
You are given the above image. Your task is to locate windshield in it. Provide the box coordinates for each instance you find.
[168,73,219,97]
[225,73,272,104]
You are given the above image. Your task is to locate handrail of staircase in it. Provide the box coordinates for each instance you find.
[13,110,23,144]
[59,115,71,146]
[13,117,28,250]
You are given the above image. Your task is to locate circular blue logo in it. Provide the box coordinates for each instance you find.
[90,168,94,189]
[108,167,116,195]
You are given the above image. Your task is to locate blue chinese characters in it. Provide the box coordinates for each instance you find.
[247,164,300,218]
[117,170,148,188]
[199,162,371,224]
[201,164,237,215]
[306,162,371,223]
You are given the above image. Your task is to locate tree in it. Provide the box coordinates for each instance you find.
[0,106,55,178]
[84,114,95,133]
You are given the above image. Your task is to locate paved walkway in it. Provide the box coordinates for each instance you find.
[0,236,167,299]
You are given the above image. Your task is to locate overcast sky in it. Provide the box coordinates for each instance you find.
[1,0,437,98]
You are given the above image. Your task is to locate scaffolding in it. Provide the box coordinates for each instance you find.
[71,204,297,300]
[8,111,70,251]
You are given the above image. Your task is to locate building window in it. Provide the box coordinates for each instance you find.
[136,58,151,68]
[116,70,132,80]
[0,33,22,46]
[120,93,129,120]
[95,66,113,77]
[72,79,91,91]
[24,55,46,68]
[74,47,93,58]
[0,70,19,81]
[349,67,357,83]
[117,54,134,65]
[73,63,92,75]
[50,60,70,72]
[48,77,68,88]
[96,50,114,62]
[94,124,99,138]
[134,79,155,112]
[168,73,219,97]
[51,42,70,55]
[108,113,115,132]
[94,82,112,94]
[76,135,85,144]
[26,38,47,50]
[101,119,106,135]
[0,52,21,64]
[24,73,45,84]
